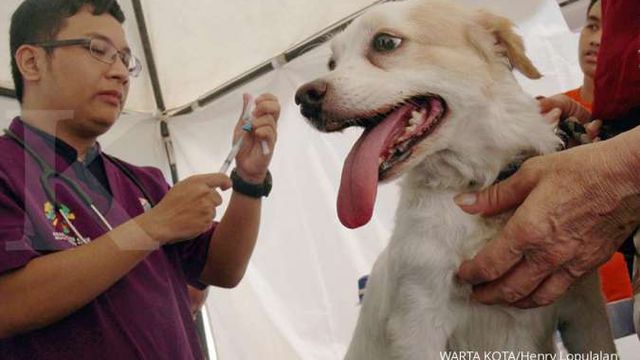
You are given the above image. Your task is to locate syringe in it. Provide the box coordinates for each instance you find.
[218,94,270,174]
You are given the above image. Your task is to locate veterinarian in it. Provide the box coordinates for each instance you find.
[564,0,600,111]
[0,0,279,358]
[455,0,639,312]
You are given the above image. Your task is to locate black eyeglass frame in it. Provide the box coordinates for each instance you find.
[27,38,142,77]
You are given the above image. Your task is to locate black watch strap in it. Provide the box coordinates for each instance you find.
[230,168,272,198]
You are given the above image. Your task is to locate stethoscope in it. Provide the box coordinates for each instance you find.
[4,128,156,245]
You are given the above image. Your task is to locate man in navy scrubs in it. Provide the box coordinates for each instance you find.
[0,0,280,358]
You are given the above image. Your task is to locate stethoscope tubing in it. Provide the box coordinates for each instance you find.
[3,128,152,244]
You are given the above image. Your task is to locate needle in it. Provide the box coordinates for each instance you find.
[218,94,270,174]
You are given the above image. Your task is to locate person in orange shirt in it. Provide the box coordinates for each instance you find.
[564,0,601,112]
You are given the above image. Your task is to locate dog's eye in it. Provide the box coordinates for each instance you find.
[372,33,403,53]
[328,59,336,71]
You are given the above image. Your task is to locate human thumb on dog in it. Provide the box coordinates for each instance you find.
[454,165,539,216]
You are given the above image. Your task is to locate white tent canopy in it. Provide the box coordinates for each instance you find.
[0,0,384,112]
[2,0,638,359]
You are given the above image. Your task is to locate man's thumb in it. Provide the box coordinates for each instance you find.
[454,171,536,216]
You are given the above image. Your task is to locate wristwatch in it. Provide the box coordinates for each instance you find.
[230,168,272,198]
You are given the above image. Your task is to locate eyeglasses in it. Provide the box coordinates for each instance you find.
[28,37,142,77]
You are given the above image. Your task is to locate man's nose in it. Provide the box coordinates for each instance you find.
[108,56,130,84]
[591,32,602,47]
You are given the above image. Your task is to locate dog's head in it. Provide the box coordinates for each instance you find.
[295,0,559,228]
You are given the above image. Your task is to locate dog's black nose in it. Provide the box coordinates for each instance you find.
[295,80,328,107]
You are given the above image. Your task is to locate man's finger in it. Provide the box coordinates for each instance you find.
[255,93,278,103]
[238,93,251,119]
[253,101,280,122]
[454,165,538,216]
[538,95,591,123]
[208,190,224,207]
[542,108,562,124]
[201,173,232,190]
[585,120,602,140]
[512,268,575,309]
[538,95,570,114]
[469,255,551,304]
[254,126,276,144]
[251,115,277,130]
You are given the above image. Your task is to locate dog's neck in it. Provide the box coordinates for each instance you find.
[391,184,503,259]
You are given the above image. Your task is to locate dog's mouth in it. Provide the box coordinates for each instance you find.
[338,95,448,229]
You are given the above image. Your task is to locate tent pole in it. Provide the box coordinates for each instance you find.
[558,0,584,7]
[160,120,180,184]
[0,87,16,99]
[131,0,166,113]
[129,0,184,188]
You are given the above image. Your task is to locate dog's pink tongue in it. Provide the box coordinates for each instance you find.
[338,104,412,228]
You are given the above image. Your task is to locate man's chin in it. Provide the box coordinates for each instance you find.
[87,114,117,136]
[581,63,597,78]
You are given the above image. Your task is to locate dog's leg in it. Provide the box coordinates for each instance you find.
[345,249,393,360]
[557,272,616,354]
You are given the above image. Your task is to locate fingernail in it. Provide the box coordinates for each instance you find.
[454,193,477,206]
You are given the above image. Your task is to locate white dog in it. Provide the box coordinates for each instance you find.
[295,1,617,359]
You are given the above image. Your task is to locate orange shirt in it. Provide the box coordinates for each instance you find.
[598,252,634,302]
[564,88,593,112]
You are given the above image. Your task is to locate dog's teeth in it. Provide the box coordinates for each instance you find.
[409,112,421,125]
[380,161,391,172]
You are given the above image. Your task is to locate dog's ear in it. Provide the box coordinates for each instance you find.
[469,10,542,79]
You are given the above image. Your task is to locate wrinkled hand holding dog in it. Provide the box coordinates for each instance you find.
[456,114,640,308]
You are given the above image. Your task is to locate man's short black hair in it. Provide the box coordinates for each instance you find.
[10,0,125,103]
[587,0,599,15]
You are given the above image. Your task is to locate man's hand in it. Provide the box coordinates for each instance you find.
[234,93,280,183]
[138,174,232,245]
[538,94,602,141]
[538,94,591,124]
[455,135,640,308]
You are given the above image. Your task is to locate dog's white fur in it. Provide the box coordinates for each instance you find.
[298,1,617,359]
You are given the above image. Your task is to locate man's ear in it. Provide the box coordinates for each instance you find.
[468,10,542,79]
[14,45,45,82]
